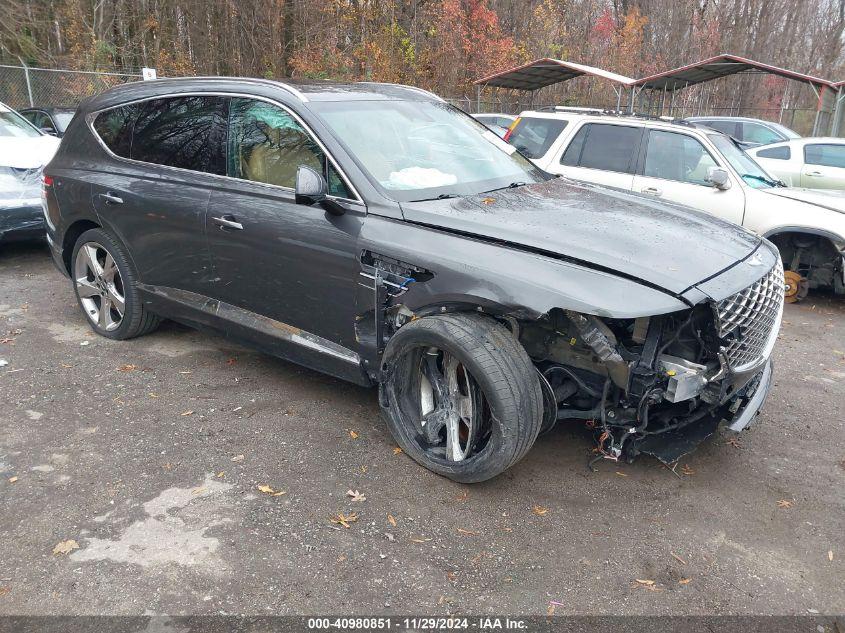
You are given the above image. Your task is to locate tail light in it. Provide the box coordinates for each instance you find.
[42,174,54,187]
[503,117,520,142]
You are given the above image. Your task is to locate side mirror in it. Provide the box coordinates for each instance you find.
[294,165,346,216]
[40,127,57,136]
[706,166,731,190]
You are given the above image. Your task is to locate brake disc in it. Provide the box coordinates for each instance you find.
[783,270,809,303]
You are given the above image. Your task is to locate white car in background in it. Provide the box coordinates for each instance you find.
[471,113,516,138]
[0,101,61,243]
[748,138,845,190]
[506,111,845,301]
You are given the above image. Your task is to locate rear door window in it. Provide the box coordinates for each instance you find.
[507,117,568,159]
[92,104,139,158]
[561,123,641,173]
[804,144,845,168]
[131,96,228,175]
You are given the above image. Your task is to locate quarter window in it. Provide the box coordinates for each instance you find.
[92,105,139,158]
[756,145,791,160]
[643,130,718,185]
[228,97,350,197]
[804,144,845,168]
[561,123,641,174]
[132,96,228,175]
[699,120,739,138]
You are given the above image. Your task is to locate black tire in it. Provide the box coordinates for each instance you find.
[379,313,543,483]
[71,228,160,340]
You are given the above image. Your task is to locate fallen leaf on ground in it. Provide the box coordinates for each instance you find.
[117,364,136,372]
[346,489,366,502]
[148,392,159,398]
[392,447,403,455]
[547,604,555,616]
[532,505,549,516]
[456,528,478,536]
[615,471,628,477]
[8,476,18,483]
[52,540,79,555]
[180,410,194,416]
[776,499,793,508]
[725,437,743,449]
[216,471,225,478]
[192,486,207,495]
[455,490,469,501]
[681,464,695,475]
[671,552,687,565]
[387,514,397,527]
[231,454,245,462]
[257,484,286,496]
[678,578,692,585]
[330,513,358,528]
[349,430,359,439]
[634,579,655,586]
[0,587,9,597]
[410,536,432,543]
[829,550,834,561]
[446,571,458,581]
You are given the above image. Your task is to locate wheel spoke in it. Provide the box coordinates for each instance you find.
[76,279,99,299]
[98,296,111,329]
[445,413,464,461]
[83,244,104,278]
[107,285,125,316]
[422,350,448,400]
[102,253,117,283]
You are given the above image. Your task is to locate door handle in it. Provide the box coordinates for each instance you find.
[212,215,244,231]
[99,192,123,205]
[641,186,662,196]
[806,171,823,177]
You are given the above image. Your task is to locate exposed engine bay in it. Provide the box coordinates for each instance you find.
[516,261,783,465]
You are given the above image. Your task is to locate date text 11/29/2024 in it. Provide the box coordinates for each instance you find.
[307,617,528,630]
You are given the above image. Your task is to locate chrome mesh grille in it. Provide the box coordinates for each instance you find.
[715,259,784,370]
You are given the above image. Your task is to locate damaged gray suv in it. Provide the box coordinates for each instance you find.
[43,78,784,482]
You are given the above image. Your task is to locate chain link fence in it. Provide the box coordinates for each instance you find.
[0,65,144,110]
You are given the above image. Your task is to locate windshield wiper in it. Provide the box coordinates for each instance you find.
[483,181,528,193]
[743,173,778,187]
[409,193,461,202]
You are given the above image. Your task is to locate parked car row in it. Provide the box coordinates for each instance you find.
[503,110,845,302]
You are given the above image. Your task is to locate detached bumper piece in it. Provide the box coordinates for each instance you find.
[633,360,772,464]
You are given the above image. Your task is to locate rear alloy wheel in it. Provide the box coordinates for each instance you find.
[71,228,160,340]
[380,313,543,483]
[74,241,126,332]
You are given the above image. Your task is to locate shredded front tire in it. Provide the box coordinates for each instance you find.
[379,313,543,483]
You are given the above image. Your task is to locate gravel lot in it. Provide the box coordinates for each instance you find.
[0,242,843,616]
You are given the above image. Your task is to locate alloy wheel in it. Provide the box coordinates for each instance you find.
[418,347,483,461]
[74,241,126,332]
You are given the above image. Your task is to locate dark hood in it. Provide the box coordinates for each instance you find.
[399,178,761,296]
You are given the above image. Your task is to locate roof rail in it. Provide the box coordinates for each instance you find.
[526,107,705,129]
[129,76,309,102]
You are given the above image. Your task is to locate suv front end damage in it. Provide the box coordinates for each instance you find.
[518,259,784,464]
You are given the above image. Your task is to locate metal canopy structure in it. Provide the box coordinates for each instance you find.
[473,58,635,110]
[632,53,833,93]
[475,58,635,91]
